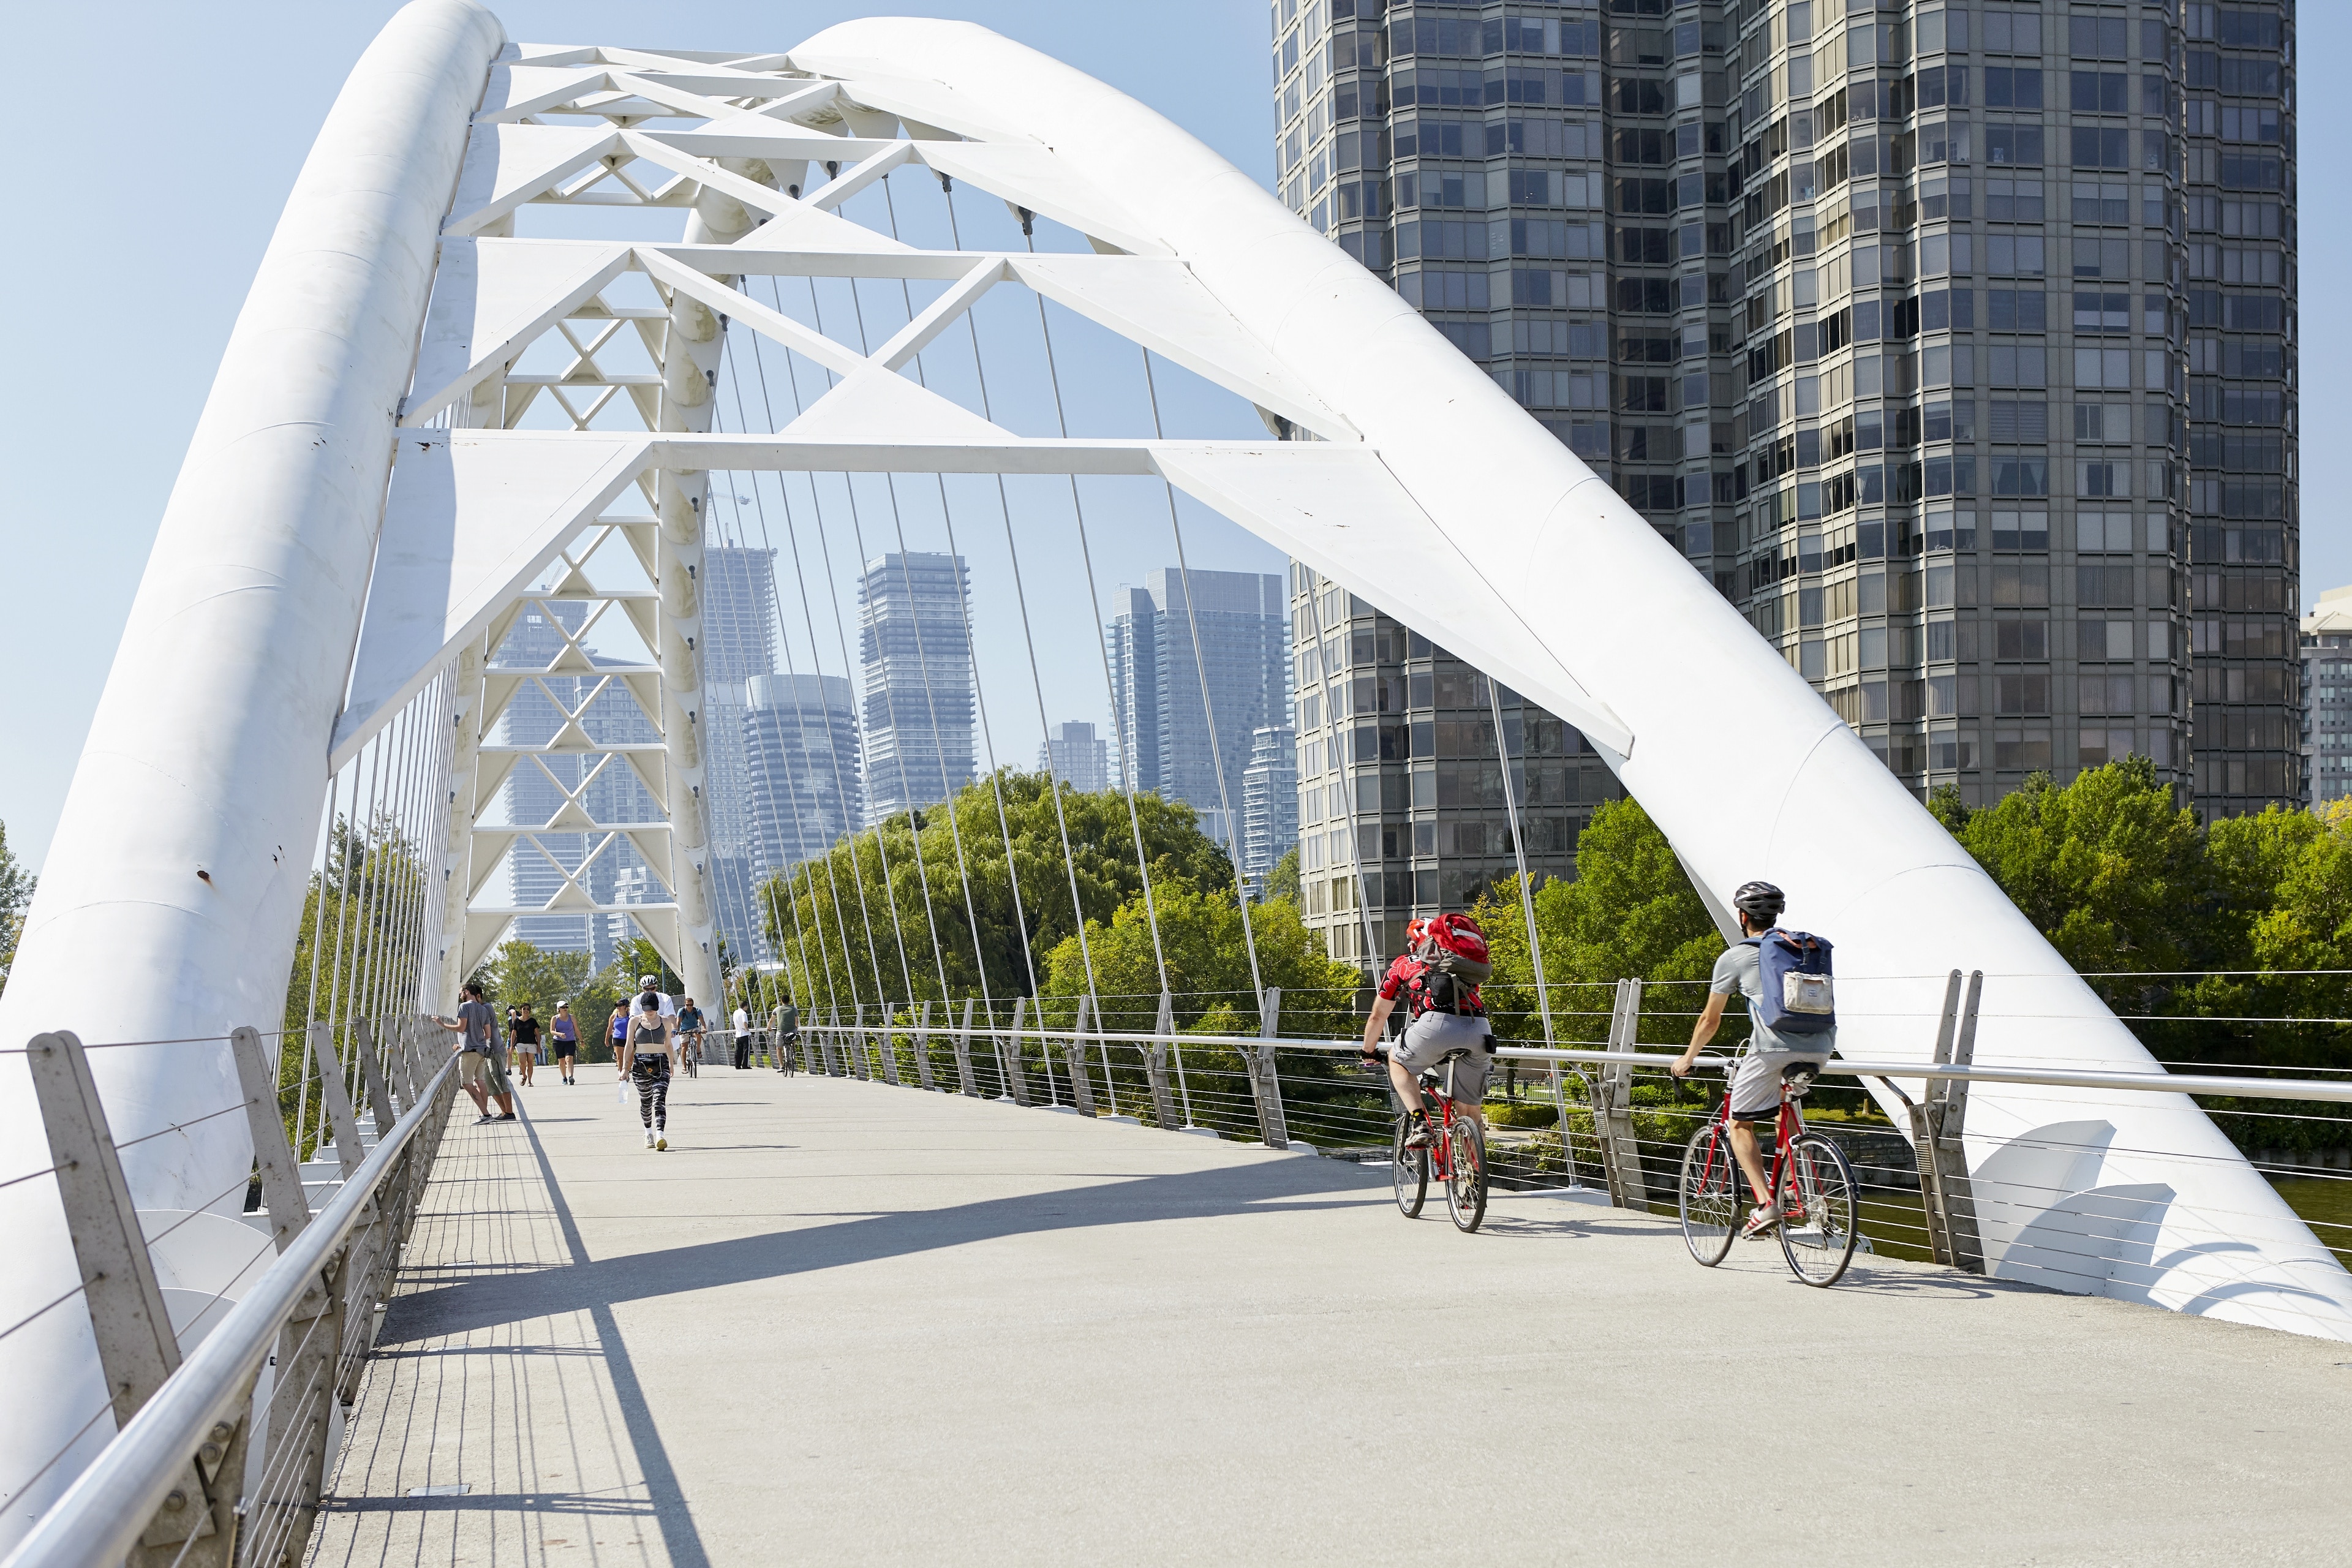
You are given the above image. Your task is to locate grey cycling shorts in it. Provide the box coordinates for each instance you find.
[1729,1047,1831,1118]
[1393,1011,1494,1103]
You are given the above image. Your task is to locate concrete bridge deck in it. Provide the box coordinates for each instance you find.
[315,1070,2350,1567]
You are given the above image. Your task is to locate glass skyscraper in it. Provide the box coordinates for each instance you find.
[744,672,863,873]
[1272,0,2297,946]
[857,552,976,823]
[699,543,778,959]
[1106,569,1292,856]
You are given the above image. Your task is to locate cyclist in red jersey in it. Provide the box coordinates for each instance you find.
[1360,917,1494,1148]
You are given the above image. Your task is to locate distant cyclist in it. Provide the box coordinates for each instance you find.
[1671,880,1836,1240]
[1360,914,1495,1148]
[676,996,706,1069]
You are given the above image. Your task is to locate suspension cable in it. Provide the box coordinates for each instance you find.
[1139,350,1268,1011]
[831,255,960,1014]
[1486,677,1559,1054]
[750,267,1003,1038]
[1298,567,1382,979]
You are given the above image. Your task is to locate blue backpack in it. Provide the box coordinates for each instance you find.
[1746,929,1836,1036]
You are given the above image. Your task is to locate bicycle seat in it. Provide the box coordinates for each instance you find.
[1780,1061,1820,1098]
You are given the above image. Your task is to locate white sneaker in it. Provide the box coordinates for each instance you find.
[643,1129,655,1148]
[655,1135,668,1152]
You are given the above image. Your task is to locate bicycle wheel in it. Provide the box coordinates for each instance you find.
[1391,1114,1428,1218]
[1679,1123,1741,1267]
[1444,1119,1487,1233]
[1778,1133,1861,1287]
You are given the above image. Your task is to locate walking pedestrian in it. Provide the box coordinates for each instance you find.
[617,987,675,1150]
[606,1000,631,1068]
[511,1004,540,1087]
[436,981,518,1122]
[551,1001,579,1084]
[732,1001,753,1070]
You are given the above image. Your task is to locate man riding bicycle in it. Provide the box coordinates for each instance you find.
[1360,915,1494,1149]
[1670,881,1834,1240]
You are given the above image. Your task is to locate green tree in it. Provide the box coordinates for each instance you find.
[0,819,33,998]
[1943,757,2204,974]
[759,771,1236,1019]
[277,811,431,1156]
[482,939,595,1016]
[1265,845,1301,905]
[1474,797,1725,1049]
[1037,878,1362,1038]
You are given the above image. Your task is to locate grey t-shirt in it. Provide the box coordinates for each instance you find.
[456,999,500,1055]
[1710,941,1833,1057]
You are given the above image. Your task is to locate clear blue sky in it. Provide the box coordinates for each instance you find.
[1,2,2335,869]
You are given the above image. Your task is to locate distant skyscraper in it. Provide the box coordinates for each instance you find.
[1106,568,1291,850]
[858,552,976,822]
[2302,589,2352,809]
[1240,723,1299,895]
[745,673,863,875]
[700,543,778,959]
[1038,721,1110,793]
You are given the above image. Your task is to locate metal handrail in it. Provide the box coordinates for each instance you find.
[1,1052,459,1568]
[804,1022,2352,1105]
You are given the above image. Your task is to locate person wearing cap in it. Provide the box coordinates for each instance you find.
[550,1001,580,1084]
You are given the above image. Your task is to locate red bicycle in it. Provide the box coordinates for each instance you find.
[1378,1047,1487,1232]
[1679,1057,1860,1286]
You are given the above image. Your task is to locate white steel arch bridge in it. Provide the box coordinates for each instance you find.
[1,5,2346,1559]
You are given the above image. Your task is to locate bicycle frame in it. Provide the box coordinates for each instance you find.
[1693,1077,1807,1212]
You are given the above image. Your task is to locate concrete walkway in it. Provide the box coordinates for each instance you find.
[314,1071,2352,1567]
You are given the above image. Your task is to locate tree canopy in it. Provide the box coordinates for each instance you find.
[758,771,1240,1019]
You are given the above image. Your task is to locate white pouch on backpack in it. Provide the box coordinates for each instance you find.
[1782,970,1836,1016]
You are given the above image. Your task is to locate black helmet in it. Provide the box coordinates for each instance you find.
[1732,880,1785,922]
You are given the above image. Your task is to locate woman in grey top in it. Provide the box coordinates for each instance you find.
[616,990,675,1150]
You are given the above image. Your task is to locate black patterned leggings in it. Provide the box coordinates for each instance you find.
[631,1054,671,1129]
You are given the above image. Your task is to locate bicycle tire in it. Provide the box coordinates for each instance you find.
[1778,1133,1861,1287]
[1444,1119,1487,1233]
[1391,1114,1428,1218]
[1679,1123,1740,1267]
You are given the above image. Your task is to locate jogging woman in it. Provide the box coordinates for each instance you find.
[606,1001,630,1068]
[511,1005,540,1087]
[617,989,675,1150]
[551,1002,579,1084]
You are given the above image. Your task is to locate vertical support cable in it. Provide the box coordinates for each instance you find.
[1487,678,1559,1057]
[1139,350,1267,1012]
[1298,565,1383,981]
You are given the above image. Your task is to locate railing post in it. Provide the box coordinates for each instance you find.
[309,1022,366,1180]
[353,1018,397,1134]
[1905,970,1987,1273]
[1145,991,1178,1130]
[850,1003,869,1080]
[1091,993,1129,1121]
[952,997,978,1095]
[232,1027,313,1247]
[1063,995,1099,1116]
[1547,1061,1578,1188]
[1254,987,1289,1150]
[877,1000,903,1085]
[1594,979,1649,1209]
[1003,998,1033,1106]
[27,1030,233,1565]
[913,998,937,1090]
